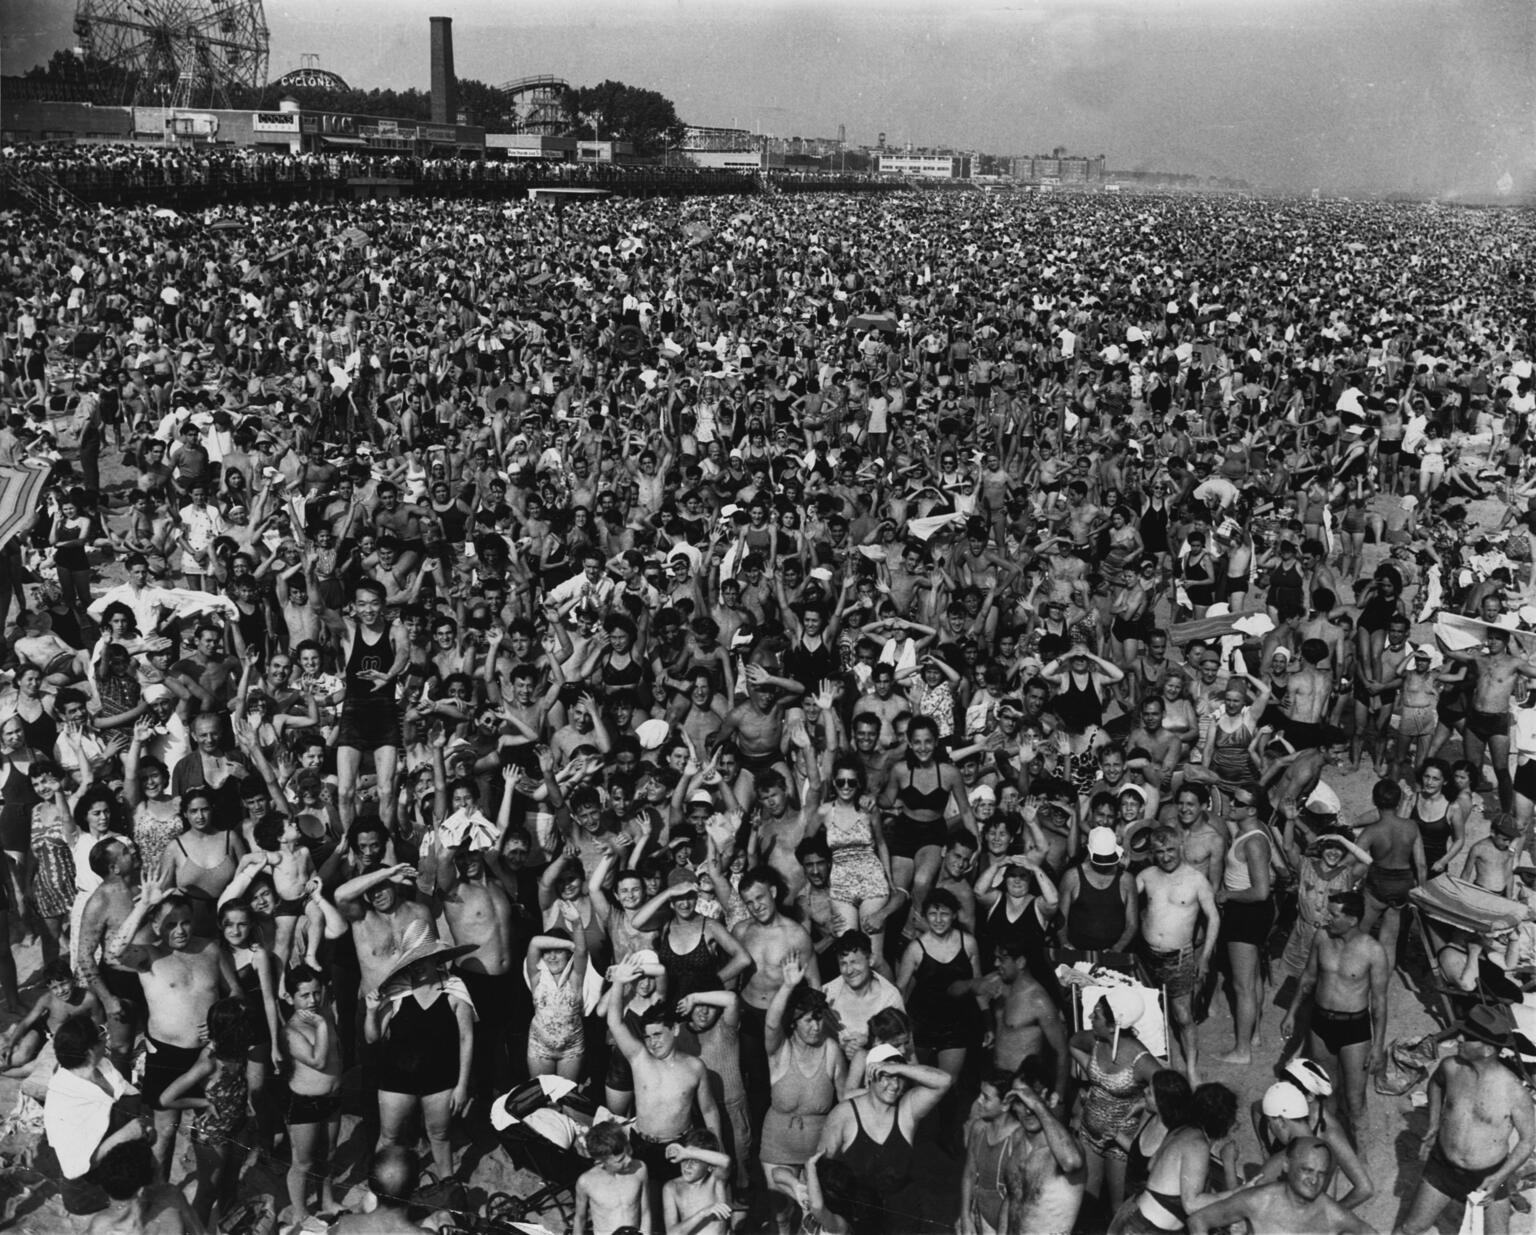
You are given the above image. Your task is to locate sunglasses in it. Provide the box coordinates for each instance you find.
[834,778,860,788]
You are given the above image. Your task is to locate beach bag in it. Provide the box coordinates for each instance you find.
[1375,1034,1436,1096]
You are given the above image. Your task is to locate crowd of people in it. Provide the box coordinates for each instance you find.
[0,149,1534,1235]
[1,141,806,201]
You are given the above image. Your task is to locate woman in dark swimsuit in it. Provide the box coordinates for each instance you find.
[821,1046,952,1213]
[631,871,751,1000]
[1180,532,1217,618]
[895,888,982,1082]
[974,852,1060,996]
[1407,758,1465,877]
[878,717,972,932]
[0,716,44,923]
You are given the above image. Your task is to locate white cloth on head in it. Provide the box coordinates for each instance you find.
[436,807,500,852]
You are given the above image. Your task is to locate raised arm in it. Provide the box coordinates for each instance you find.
[105,875,169,972]
[335,862,415,911]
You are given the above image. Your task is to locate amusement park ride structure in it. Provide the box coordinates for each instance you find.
[72,0,270,108]
[498,74,571,136]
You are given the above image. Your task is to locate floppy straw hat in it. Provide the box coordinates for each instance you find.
[375,920,476,990]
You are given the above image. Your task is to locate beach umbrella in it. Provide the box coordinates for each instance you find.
[0,462,53,549]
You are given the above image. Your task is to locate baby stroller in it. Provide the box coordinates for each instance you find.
[482,1077,602,1230]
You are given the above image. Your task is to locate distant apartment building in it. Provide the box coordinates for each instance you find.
[1011,147,1106,183]
[876,152,972,179]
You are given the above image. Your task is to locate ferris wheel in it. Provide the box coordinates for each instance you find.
[73,0,270,108]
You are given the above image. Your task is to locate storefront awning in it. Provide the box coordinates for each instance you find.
[321,135,367,147]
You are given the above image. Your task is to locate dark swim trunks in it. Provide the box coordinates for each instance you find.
[1311,1004,1371,1055]
[140,1037,203,1110]
[1422,1141,1510,1201]
[1366,865,1416,910]
[1466,709,1511,741]
[286,1088,341,1126]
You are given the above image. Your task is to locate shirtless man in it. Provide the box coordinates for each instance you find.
[1299,589,1350,675]
[1282,891,1388,1143]
[502,661,565,744]
[332,1147,425,1235]
[887,544,938,617]
[854,664,907,749]
[74,836,144,1071]
[1136,826,1220,1082]
[757,769,817,900]
[607,961,723,1212]
[1399,1009,1536,1235]
[1355,616,1413,770]
[432,839,518,1095]
[711,664,804,807]
[1125,697,1181,798]
[1165,785,1228,890]
[1003,1063,1085,1235]
[1267,729,1345,824]
[335,861,438,993]
[1189,1138,1375,1235]
[850,713,902,805]
[1285,638,1335,751]
[987,940,1068,1100]
[733,867,819,1129]
[1438,626,1536,811]
[106,877,240,1173]
[793,837,840,971]
[1356,779,1425,969]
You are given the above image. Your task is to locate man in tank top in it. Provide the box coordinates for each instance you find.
[319,578,409,837]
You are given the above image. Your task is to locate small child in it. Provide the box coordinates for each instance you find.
[662,1130,732,1235]
[0,958,102,1077]
[574,1122,650,1235]
[235,810,317,967]
[1462,812,1522,895]
[27,760,77,969]
[159,997,252,1226]
[282,965,343,1225]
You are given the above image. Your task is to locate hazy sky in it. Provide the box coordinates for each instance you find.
[4,0,1532,195]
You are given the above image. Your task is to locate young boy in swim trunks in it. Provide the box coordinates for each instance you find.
[1461,812,1523,896]
[236,812,318,967]
[282,965,343,1225]
[575,1122,651,1235]
[0,958,102,1077]
[661,1130,732,1235]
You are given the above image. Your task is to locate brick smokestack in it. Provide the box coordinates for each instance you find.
[429,16,457,125]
